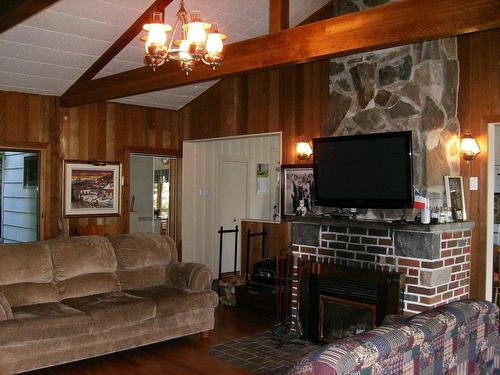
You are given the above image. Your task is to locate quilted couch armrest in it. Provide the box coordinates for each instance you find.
[165,263,213,290]
[0,292,13,321]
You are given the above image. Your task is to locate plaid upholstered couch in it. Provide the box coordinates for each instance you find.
[288,300,499,375]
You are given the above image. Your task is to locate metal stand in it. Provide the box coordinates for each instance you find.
[217,225,239,294]
[245,228,267,281]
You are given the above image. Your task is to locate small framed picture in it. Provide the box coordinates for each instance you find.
[63,160,122,217]
[281,164,314,217]
[444,176,466,221]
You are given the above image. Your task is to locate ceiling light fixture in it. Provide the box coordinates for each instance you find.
[141,0,227,74]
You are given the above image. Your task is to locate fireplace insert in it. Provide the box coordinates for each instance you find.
[299,260,404,343]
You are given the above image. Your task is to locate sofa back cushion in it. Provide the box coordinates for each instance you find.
[108,233,177,290]
[0,242,58,306]
[49,236,120,299]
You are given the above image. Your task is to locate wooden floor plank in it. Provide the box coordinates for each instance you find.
[25,307,272,375]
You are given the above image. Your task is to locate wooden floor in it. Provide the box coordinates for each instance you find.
[26,307,273,375]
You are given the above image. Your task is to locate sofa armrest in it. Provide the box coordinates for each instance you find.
[0,292,13,321]
[165,263,213,290]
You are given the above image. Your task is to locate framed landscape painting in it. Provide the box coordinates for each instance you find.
[63,161,121,217]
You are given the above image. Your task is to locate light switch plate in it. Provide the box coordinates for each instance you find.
[470,177,478,190]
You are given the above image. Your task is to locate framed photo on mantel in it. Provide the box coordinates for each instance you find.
[63,160,122,217]
[281,164,314,217]
[444,176,466,221]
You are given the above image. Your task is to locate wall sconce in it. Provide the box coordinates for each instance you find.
[296,137,313,161]
[460,132,480,162]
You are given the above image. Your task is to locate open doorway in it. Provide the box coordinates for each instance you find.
[129,154,177,238]
[0,150,40,243]
[182,132,281,276]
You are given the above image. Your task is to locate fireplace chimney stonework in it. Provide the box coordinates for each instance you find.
[290,219,473,322]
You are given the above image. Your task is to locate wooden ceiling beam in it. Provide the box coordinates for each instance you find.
[60,0,500,108]
[0,0,61,33]
[269,0,289,34]
[73,0,174,83]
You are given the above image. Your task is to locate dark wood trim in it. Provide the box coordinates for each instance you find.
[60,0,500,107]
[0,0,60,33]
[269,0,289,34]
[71,0,174,84]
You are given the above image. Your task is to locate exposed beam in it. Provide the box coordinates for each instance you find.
[0,0,60,33]
[73,0,174,83]
[60,0,500,108]
[269,0,289,34]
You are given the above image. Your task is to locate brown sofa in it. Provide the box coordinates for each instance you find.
[0,233,218,374]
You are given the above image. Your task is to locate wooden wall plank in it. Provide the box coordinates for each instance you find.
[181,59,329,164]
[0,90,183,239]
[458,29,500,299]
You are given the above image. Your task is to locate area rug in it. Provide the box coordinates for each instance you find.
[208,331,319,374]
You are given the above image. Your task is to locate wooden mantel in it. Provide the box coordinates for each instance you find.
[60,0,500,107]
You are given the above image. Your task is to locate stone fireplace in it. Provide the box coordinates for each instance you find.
[290,218,473,331]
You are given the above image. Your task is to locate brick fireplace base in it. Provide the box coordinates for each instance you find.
[290,218,473,319]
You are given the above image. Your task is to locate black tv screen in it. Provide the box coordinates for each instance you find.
[313,131,413,208]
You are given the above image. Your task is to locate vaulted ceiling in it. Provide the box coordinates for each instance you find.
[0,0,330,110]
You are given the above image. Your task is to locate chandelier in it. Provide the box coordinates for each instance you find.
[141,0,227,74]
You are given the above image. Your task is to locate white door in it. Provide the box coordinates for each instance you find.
[218,159,248,275]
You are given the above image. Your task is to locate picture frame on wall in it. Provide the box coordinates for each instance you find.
[444,175,466,221]
[63,160,122,217]
[281,164,314,217]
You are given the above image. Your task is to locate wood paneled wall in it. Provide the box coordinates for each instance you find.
[0,91,182,240]
[179,4,332,164]
[458,29,500,299]
[180,61,330,164]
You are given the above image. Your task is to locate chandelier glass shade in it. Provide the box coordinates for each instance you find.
[141,1,227,74]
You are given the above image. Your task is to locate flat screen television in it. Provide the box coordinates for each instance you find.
[313,131,414,208]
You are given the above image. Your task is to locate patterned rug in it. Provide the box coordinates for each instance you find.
[208,331,319,374]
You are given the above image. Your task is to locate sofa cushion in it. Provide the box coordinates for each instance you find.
[62,291,156,330]
[127,286,218,318]
[117,266,166,290]
[49,236,117,281]
[0,293,12,321]
[56,273,120,300]
[0,302,93,345]
[0,242,58,307]
[108,233,178,289]
[49,236,120,299]
[109,233,177,270]
[0,242,52,285]
[0,282,59,307]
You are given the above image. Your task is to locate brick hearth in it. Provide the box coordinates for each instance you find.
[290,219,473,317]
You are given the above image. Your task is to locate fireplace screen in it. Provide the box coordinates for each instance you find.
[319,295,376,342]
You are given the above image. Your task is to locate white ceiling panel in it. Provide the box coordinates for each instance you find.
[0,0,331,110]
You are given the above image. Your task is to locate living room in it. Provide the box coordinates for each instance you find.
[0,0,499,374]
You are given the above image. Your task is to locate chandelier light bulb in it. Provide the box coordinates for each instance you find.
[145,23,167,53]
[178,39,193,61]
[185,11,208,44]
[206,32,223,55]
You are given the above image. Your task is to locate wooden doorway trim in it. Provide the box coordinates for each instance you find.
[0,141,51,241]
